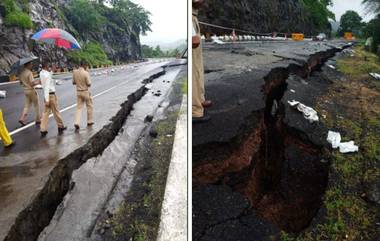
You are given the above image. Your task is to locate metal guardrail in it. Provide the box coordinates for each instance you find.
[198,21,312,42]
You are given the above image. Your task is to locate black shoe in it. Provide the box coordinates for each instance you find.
[193,115,211,124]
[74,124,80,130]
[40,131,48,138]
[4,142,16,148]
[19,120,26,126]
[87,122,94,127]
[58,126,67,134]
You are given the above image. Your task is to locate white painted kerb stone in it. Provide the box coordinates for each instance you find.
[157,96,187,241]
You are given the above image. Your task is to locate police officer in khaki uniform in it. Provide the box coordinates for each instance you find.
[72,62,94,130]
[40,60,67,137]
[18,61,41,126]
[193,0,212,123]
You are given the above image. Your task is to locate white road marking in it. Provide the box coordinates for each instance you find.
[9,70,158,136]
[0,81,20,86]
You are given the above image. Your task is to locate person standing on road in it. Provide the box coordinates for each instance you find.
[40,60,67,138]
[18,62,41,126]
[192,0,212,124]
[0,108,15,148]
[72,62,94,130]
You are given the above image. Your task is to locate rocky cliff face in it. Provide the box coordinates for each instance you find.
[198,0,319,36]
[0,0,141,76]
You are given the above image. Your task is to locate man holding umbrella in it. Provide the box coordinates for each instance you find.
[30,28,82,130]
[40,60,67,137]
[18,60,41,126]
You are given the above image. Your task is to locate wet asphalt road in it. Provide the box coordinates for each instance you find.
[192,40,352,240]
[0,61,168,133]
[38,64,185,241]
[0,59,177,240]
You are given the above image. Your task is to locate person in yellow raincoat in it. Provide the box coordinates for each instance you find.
[0,108,14,148]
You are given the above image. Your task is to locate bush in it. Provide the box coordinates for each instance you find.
[1,0,33,29]
[67,42,112,66]
[64,0,105,34]
[1,0,16,14]
[363,16,380,55]
[4,10,33,29]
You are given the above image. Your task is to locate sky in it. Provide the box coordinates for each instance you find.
[131,0,187,45]
[329,0,375,22]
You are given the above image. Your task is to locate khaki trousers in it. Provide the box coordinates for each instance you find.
[21,89,40,122]
[0,109,13,146]
[41,94,65,132]
[192,15,205,118]
[75,91,93,125]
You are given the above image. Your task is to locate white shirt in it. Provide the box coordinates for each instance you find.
[40,69,55,102]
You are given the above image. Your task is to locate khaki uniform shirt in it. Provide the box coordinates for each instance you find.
[73,67,91,91]
[19,69,34,90]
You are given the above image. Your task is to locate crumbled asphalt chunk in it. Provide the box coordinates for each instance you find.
[149,128,158,138]
[193,185,281,241]
[144,115,153,123]
[69,181,75,191]
[193,185,249,226]
[366,182,380,205]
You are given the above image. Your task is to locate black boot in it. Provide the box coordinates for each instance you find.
[192,115,211,124]
[4,142,16,148]
[58,126,67,135]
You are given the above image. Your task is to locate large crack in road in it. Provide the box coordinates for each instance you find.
[3,68,168,241]
[193,43,350,239]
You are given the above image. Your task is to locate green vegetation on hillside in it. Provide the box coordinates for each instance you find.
[64,0,106,33]
[66,42,112,66]
[63,0,151,38]
[62,0,152,63]
[301,0,335,32]
[0,0,33,29]
[142,45,181,58]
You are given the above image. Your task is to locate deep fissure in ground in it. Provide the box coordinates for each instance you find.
[193,48,347,234]
[4,69,166,241]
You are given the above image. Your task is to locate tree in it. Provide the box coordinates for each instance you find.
[338,11,364,36]
[64,0,105,34]
[362,0,380,14]
[113,0,152,36]
[302,0,336,32]
[141,45,180,58]
[362,0,380,55]
[0,0,33,29]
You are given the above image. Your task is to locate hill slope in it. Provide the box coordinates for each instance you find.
[198,0,331,36]
[0,0,146,76]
